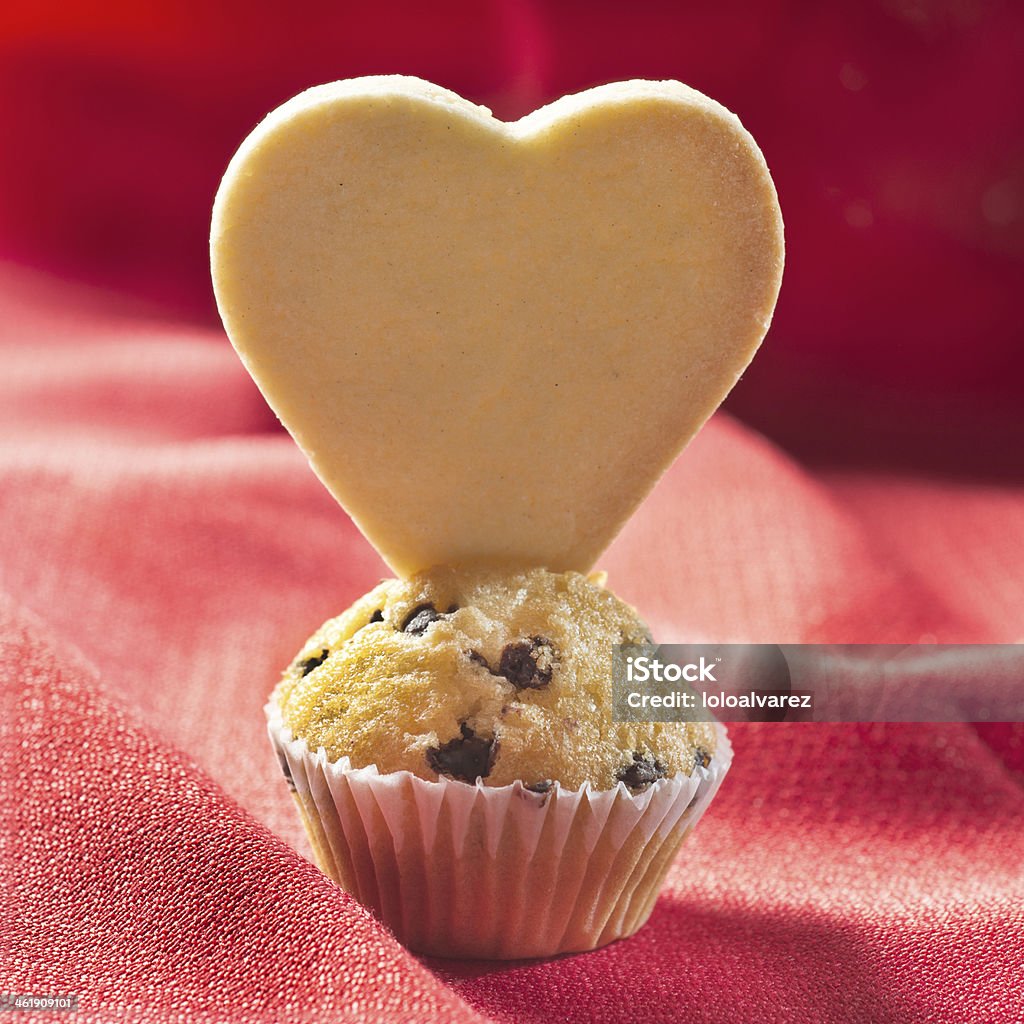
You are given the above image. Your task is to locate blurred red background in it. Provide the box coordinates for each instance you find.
[1,0,1021,474]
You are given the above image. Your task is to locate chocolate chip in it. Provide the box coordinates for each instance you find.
[368,609,384,623]
[616,752,668,792]
[694,747,712,770]
[298,648,329,677]
[468,650,491,670]
[426,723,497,783]
[277,751,296,791]
[497,636,556,690]
[402,603,445,635]
[524,780,554,794]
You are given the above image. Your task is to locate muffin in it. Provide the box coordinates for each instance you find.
[267,567,731,958]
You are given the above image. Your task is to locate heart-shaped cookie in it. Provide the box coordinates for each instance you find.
[211,77,783,576]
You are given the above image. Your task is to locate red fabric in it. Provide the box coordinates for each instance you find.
[3,266,1023,1022]
[3,4,1024,1022]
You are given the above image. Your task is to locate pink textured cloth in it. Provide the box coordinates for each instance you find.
[3,264,1023,1022]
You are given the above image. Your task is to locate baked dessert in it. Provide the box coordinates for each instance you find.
[267,568,731,958]
[211,74,782,958]
[272,568,716,790]
[209,76,784,577]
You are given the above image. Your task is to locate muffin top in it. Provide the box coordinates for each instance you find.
[272,567,717,791]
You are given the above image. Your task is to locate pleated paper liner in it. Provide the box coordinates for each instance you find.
[267,702,732,959]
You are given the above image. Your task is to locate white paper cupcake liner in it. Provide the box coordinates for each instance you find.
[267,701,732,959]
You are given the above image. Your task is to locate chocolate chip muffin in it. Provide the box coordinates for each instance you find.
[272,567,717,791]
[267,567,731,959]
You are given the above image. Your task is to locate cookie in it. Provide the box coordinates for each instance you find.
[211,75,783,576]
